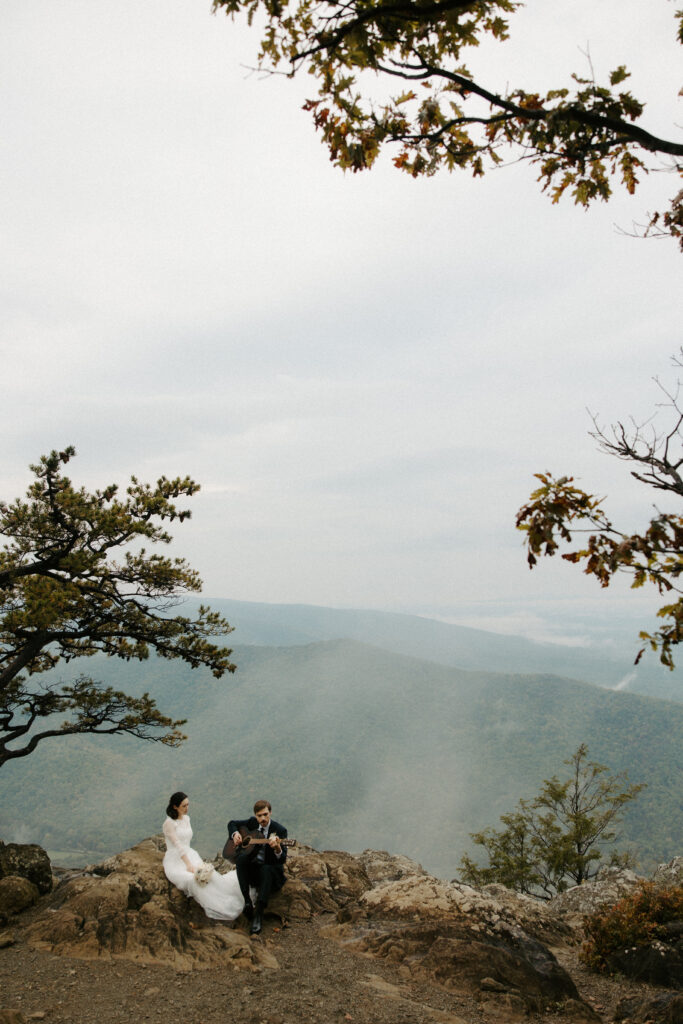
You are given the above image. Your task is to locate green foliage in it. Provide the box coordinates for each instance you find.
[459,809,544,892]
[581,882,683,973]
[516,359,683,670]
[460,744,644,898]
[0,448,235,767]
[213,0,683,246]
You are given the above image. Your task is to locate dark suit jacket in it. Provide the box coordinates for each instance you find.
[227,816,288,876]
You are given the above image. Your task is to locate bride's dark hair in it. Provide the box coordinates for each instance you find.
[166,791,188,820]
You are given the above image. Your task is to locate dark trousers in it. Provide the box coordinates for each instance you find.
[235,853,283,908]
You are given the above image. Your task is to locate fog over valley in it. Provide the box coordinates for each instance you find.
[3,603,681,877]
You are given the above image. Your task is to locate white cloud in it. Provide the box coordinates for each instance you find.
[1,0,681,633]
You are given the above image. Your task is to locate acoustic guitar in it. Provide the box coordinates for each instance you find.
[222,826,297,863]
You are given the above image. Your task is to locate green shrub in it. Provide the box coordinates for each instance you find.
[581,882,683,973]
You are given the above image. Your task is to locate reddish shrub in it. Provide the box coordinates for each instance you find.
[581,882,683,973]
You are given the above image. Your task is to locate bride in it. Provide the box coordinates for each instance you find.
[162,791,244,921]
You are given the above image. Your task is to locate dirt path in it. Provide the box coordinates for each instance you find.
[1,915,483,1024]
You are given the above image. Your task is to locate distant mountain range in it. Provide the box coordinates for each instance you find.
[199,598,682,702]
[3,600,681,878]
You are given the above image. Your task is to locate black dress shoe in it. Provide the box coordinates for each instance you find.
[243,900,254,921]
[250,910,262,935]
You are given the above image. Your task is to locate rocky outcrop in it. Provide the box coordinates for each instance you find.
[615,991,683,1023]
[265,844,374,921]
[478,881,574,946]
[0,876,40,923]
[605,926,683,987]
[357,848,428,884]
[322,874,586,1017]
[653,856,683,889]
[0,841,52,895]
[21,840,379,970]
[22,837,276,971]
[548,867,644,927]
[14,835,589,1016]
[10,834,681,1021]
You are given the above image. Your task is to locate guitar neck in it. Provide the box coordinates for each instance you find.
[247,837,295,846]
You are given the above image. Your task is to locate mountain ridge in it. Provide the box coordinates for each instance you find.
[196,597,681,701]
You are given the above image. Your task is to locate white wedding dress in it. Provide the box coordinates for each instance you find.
[162,815,244,921]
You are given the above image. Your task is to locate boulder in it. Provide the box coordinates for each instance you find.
[267,846,374,921]
[22,841,375,967]
[0,842,52,895]
[23,836,276,971]
[653,857,683,889]
[548,868,643,926]
[356,875,570,946]
[322,874,586,1016]
[478,882,572,945]
[84,832,168,890]
[357,849,428,884]
[0,876,40,922]
[615,992,683,1024]
[605,934,683,988]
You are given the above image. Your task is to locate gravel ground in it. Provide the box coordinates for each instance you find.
[0,913,673,1024]
[0,914,483,1024]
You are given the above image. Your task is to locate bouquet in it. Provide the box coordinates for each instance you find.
[194,862,214,886]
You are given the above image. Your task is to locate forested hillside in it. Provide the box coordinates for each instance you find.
[3,640,680,878]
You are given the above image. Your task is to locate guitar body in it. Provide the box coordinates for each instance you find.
[222,825,296,863]
[222,827,258,863]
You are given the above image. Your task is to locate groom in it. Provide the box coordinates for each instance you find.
[227,799,288,935]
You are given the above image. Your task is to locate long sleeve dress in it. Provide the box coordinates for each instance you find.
[162,815,244,921]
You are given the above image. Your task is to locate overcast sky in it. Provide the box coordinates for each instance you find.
[2,0,681,649]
